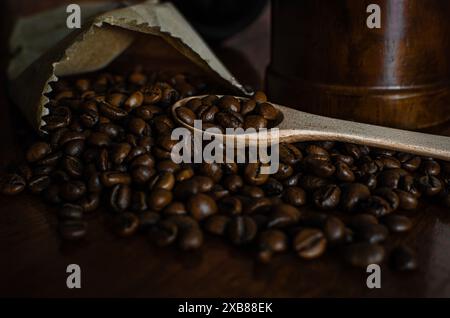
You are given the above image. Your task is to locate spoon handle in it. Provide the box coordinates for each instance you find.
[280,111,450,160]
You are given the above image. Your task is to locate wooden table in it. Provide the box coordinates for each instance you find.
[1,0,450,298]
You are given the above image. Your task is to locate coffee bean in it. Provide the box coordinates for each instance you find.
[59,204,84,220]
[354,223,388,244]
[149,220,178,247]
[204,215,230,236]
[78,192,100,212]
[335,162,355,182]
[359,196,392,217]
[344,243,385,267]
[262,178,284,196]
[109,184,131,212]
[113,212,139,237]
[228,215,257,245]
[218,196,242,215]
[59,220,87,241]
[28,175,51,194]
[382,215,412,233]
[163,201,187,216]
[282,186,306,206]
[218,95,241,112]
[187,193,218,220]
[178,226,203,251]
[313,184,341,210]
[0,173,26,195]
[147,188,173,211]
[323,216,346,244]
[416,175,442,196]
[293,228,327,259]
[26,142,51,163]
[390,245,418,271]
[244,162,269,186]
[100,171,131,187]
[279,143,302,165]
[60,180,87,202]
[267,204,301,228]
[257,230,288,263]
[176,106,196,126]
[340,183,370,212]
[258,102,279,120]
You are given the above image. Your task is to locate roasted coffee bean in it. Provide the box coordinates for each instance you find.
[98,101,128,120]
[176,106,196,126]
[293,228,327,260]
[402,156,421,172]
[257,230,288,263]
[111,143,132,165]
[62,156,84,178]
[131,166,154,185]
[354,223,388,244]
[299,175,329,191]
[173,179,199,200]
[303,155,335,178]
[199,162,223,183]
[359,196,392,217]
[163,201,187,216]
[78,192,100,212]
[378,170,402,189]
[313,184,341,210]
[59,220,87,241]
[282,186,307,206]
[241,99,256,115]
[100,171,131,187]
[32,165,54,177]
[335,162,355,182]
[244,115,267,130]
[187,193,218,220]
[241,185,265,198]
[262,178,283,196]
[26,142,51,163]
[113,212,140,237]
[64,140,85,157]
[139,211,160,228]
[149,220,178,247]
[178,226,203,251]
[59,204,84,220]
[373,187,399,211]
[244,162,269,186]
[218,95,241,112]
[28,175,51,194]
[147,188,173,211]
[124,91,144,111]
[305,144,329,157]
[204,215,230,236]
[215,111,243,128]
[399,175,421,198]
[273,163,293,180]
[344,243,385,267]
[323,216,346,244]
[348,214,379,230]
[257,102,279,120]
[279,143,302,165]
[218,196,242,215]
[267,204,301,228]
[228,215,257,245]
[192,175,215,192]
[416,175,442,196]
[176,166,194,182]
[340,183,370,212]
[422,159,441,176]
[390,245,418,271]
[60,180,87,202]
[149,172,175,191]
[0,173,26,195]
[109,184,131,212]
[382,215,412,233]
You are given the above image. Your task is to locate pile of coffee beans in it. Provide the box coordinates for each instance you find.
[1,67,450,272]
[176,93,283,131]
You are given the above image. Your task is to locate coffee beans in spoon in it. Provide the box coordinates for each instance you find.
[178,92,283,131]
[2,66,450,273]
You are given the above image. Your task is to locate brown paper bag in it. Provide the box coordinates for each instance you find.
[8,0,247,132]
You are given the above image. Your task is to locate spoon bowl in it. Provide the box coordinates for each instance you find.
[172,95,450,160]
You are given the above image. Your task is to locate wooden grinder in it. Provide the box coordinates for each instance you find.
[266,0,450,130]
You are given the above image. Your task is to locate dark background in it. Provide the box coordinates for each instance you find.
[1,0,450,297]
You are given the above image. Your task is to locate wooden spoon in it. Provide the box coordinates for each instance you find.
[172,96,450,161]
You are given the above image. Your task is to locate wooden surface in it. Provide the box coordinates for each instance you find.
[1,0,450,298]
